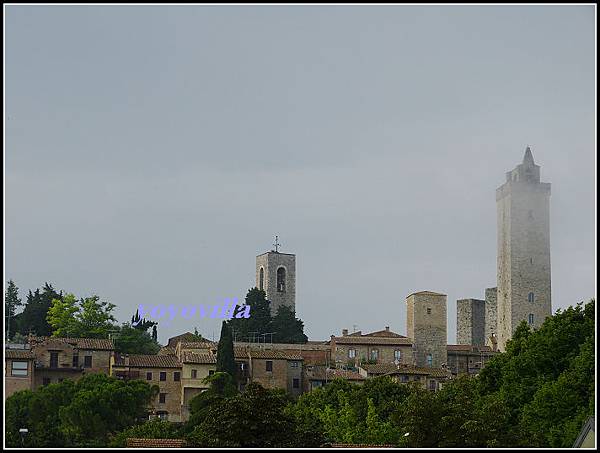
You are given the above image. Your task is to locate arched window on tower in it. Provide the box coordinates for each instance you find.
[277,267,286,293]
[528,292,534,303]
[259,268,264,291]
[528,313,534,325]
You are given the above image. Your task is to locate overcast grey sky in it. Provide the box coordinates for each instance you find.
[5,5,596,344]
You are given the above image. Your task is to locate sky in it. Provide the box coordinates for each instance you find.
[5,5,596,344]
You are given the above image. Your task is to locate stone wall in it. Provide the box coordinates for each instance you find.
[484,287,498,345]
[456,299,486,346]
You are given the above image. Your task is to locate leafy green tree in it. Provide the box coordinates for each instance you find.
[47,293,117,338]
[131,308,157,332]
[114,324,161,355]
[216,321,237,383]
[109,418,180,447]
[227,287,272,342]
[185,372,239,432]
[5,280,22,340]
[271,305,308,344]
[186,382,323,447]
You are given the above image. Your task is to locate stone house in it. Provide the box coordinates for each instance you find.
[446,344,496,376]
[5,347,36,398]
[178,351,217,420]
[27,336,113,387]
[304,365,366,391]
[358,363,451,391]
[111,353,183,422]
[329,327,413,368]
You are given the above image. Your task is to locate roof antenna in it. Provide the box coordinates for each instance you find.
[273,235,281,253]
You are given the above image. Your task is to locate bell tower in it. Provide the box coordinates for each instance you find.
[255,236,296,314]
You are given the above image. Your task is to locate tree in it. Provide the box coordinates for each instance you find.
[114,324,161,355]
[226,287,272,342]
[131,308,157,332]
[14,283,62,337]
[109,418,180,447]
[271,305,308,344]
[5,280,22,340]
[186,382,322,447]
[47,293,118,338]
[185,372,239,432]
[216,321,237,383]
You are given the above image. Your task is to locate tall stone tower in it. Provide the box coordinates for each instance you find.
[406,291,447,368]
[456,298,485,346]
[484,287,498,347]
[255,239,296,314]
[496,147,551,351]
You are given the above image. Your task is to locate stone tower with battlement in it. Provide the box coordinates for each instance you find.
[496,147,552,351]
[406,291,447,368]
[256,249,296,314]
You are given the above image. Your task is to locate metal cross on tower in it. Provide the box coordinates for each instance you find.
[273,235,281,253]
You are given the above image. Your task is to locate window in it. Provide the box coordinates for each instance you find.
[72,354,79,368]
[528,314,534,325]
[401,375,409,382]
[293,378,300,389]
[394,350,402,362]
[239,383,246,392]
[259,267,264,291]
[276,267,286,292]
[348,349,356,359]
[209,370,215,376]
[159,393,166,403]
[157,411,168,420]
[290,361,299,368]
[174,372,181,382]
[370,349,379,361]
[429,380,437,391]
[43,378,51,386]
[426,354,433,367]
[426,307,432,315]
[191,369,198,379]
[266,360,273,372]
[11,361,28,377]
[146,372,153,380]
[528,292,535,303]
[50,351,59,368]
[413,375,420,381]
[160,372,167,381]
[84,356,92,368]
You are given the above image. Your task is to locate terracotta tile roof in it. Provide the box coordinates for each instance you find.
[181,351,217,364]
[406,290,447,297]
[333,336,413,346]
[307,366,365,381]
[114,354,181,368]
[234,341,330,351]
[28,336,114,350]
[383,365,452,379]
[167,332,211,347]
[362,328,408,338]
[328,444,395,448]
[359,363,399,375]
[126,438,185,448]
[234,347,303,361]
[178,341,217,350]
[447,344,493,353]
[158,346,176,355]
[5,349,35,359]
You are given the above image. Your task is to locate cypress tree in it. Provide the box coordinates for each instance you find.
[216,321,237,384]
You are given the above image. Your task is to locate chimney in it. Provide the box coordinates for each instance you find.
[124,354,130,367]
[342,329,348,336]
[385,326,390,332]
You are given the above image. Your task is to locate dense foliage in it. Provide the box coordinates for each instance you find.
[227,287,308,344]
[5,374,158,447]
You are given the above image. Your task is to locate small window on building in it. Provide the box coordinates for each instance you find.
[370,349,379,361]
[157,411,168,420]
[348,349,356,359]
[259,267,265,291]
[159,393,166,404]
[191,369,197,379]
[72,354,79,368]
[239,383,246,392]
[276,267,286,292]
[84,356,92,368]
[394,350,402,362]
[401,375,409,382]
[174,372,181,382]
[427,307,432,315]
[290,361,299,368]
[266,360,273,372]
[528,292,535,303]
[414,375,420,381]
[160,372,167,381]
[11,361,28,377]
[209,370,215,376]
[426,354,433,367]
[293,378,300,389]
[429,379,437,391]
[528,314,534,325]
[50,351,59,368]
[146,372,152,380]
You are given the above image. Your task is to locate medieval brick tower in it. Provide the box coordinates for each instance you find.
[256,238,296,314]
[496,147,552,351]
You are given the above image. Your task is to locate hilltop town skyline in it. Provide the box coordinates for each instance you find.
[5,6,595,344]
